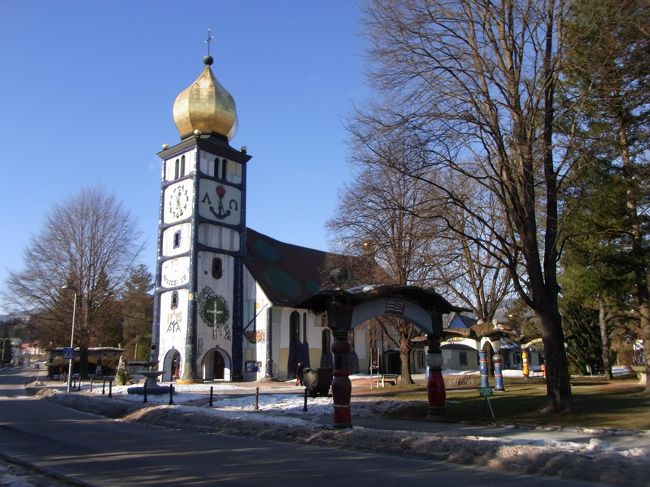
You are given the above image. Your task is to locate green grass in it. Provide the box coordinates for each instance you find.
[362,378,650,429]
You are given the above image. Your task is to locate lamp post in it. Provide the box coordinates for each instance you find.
[62,285,77,393]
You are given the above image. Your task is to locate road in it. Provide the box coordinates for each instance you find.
[0,368,603,486]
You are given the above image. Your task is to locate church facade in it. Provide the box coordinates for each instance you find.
[151,55,371,382]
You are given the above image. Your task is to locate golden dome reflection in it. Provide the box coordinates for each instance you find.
[172,56,237,140]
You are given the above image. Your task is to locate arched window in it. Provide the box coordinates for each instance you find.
[171,291,178,309]
[213,158,219,178]
[173,230,181,249]
[174,159,180,179]
[290,311,300,344]
[211,257,222,279]
[221,158,228,180]
[180,155,186,177]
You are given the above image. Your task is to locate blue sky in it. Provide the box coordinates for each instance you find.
[0,1,369,313]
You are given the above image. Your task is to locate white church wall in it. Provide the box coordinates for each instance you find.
[197,224,240,252]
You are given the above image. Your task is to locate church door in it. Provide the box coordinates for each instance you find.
[213,350,225,380]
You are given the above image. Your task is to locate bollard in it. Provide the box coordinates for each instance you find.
[77,376,81,391]
[255,387,259,411]
[209,386,214,407]
[90,377,93,392]
[168,384,174,405]
[303,387,308,412]
[108,379,113,398]
[143,382,148,403]
[102,377,106,395]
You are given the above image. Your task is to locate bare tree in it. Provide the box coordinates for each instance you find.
[362,0,575,411]
[4,187,144,376]
[328,129,438,383]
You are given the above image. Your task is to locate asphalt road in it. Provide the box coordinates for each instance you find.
[0,368,604,486]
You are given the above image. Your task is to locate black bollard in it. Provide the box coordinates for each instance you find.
[303,387,308,412]
[102,377,106,395]
[168,384,174,405]
[209,386,213,407]
[255,387,259,411]
[77,376,81,391]
[108,379,113,398]
[143,382,148,403]
[90,377,93,392]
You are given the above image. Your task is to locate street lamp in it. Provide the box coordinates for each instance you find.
[62,285,77,393]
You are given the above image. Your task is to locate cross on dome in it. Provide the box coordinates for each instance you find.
[205,27,214,56]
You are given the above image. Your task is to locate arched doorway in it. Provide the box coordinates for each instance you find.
[162,348,181,382]
[201,348,231,381]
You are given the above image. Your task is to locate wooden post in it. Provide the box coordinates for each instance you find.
[331,329,352,428]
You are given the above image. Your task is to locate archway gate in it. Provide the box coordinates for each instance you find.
[299,284,463,429]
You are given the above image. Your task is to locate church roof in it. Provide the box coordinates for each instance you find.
[244,228,380,308]
[447,313,477,329]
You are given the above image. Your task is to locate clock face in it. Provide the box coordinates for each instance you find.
[165,181,193,223]
[161,256,190,288]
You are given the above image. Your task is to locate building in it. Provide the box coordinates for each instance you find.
[152,54,379,383]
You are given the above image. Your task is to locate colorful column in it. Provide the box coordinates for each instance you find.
[479,349,489,388]
[331,329,352,428]
[425,335,445,418]
[522,349,529,379]
[493,348,505,391]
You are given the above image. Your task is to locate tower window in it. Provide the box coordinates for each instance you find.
[302,313,307,343]
[213,158,219,178]
[171,291,179,309]
[173,230,181,249]
[174,159,180,179]
[211,257,222,279]
[180,155,186,177]
[221,159,228,180]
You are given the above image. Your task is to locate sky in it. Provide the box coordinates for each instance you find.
[0,1,370,314]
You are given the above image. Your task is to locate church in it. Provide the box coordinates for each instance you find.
[151,53,374,383]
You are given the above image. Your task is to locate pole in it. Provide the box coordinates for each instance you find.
[66,293,77,393]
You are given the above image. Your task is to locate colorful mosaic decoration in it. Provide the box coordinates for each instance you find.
[198,286,231,341]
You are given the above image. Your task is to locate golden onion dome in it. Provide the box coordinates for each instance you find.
[173,56,237,140]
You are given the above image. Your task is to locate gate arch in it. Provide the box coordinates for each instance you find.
[299,283,463,429]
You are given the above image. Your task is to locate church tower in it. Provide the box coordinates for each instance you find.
[152,52,251,382]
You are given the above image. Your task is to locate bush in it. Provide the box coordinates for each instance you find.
[116,367,129,386]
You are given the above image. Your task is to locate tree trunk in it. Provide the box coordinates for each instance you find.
[399,333,413,384]
[538,306,573,413]
[598,299,614,379]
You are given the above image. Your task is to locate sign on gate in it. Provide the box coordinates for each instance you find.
[62,347,75,360]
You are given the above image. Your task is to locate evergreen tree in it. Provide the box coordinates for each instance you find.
[563,0,650,386]
[120,265,154,362]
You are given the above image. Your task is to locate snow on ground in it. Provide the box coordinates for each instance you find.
[29,371,650,487]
